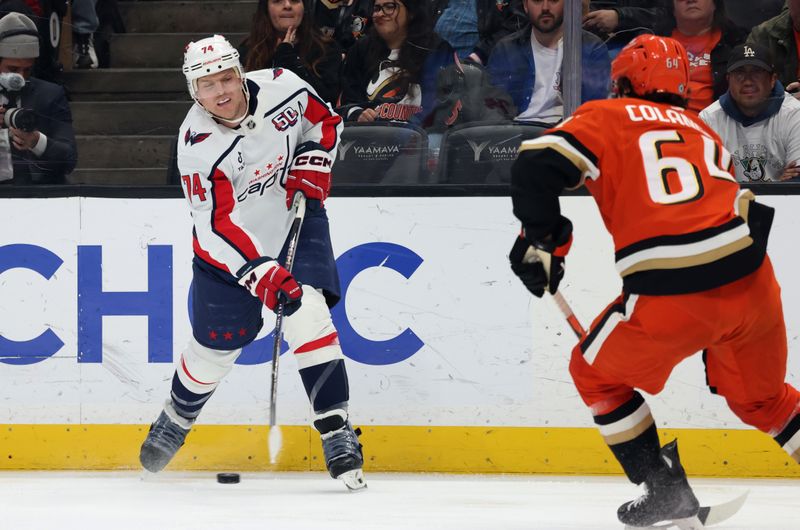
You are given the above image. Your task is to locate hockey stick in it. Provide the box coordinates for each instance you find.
[269,192,307,465]
[551,290,586,340]
[522,246,586,339]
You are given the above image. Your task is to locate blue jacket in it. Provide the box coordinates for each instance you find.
[487,26,610,115]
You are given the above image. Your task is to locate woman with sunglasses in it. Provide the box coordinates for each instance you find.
[339,0,454,125]
[240,0,342,105]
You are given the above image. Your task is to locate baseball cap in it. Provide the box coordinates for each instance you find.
[0,12,40,59]
[727,43,774,74]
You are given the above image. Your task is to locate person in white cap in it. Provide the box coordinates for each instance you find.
[0,12,76,184]
[138,34,366,491]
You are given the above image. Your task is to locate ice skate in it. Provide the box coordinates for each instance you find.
[618,440,700,529]
[139,401,194,473]
[314,409,366,491]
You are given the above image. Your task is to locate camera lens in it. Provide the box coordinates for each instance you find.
[4,108,36,132]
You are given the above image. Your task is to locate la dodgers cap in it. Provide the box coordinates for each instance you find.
[727,43,774,74]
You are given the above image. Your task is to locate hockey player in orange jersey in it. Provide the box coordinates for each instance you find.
[508,35,800,528]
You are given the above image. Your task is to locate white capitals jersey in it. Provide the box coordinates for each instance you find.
[177,68,343,276]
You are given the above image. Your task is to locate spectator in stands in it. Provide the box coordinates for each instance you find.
[487,0,610,125]
[583,0,670,55]
[72,0,99,69]
[654,0,747,113]
[240,0,342,105]
[0,12,76,185]
[432,0,526,64]
[314,0,372,51]
[747,0,800,97]
[339,0,454,126]
[699,43,800,182]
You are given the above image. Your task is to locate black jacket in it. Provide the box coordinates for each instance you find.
[598,1,670,32]
[2,77,77,185]
[271,42,343,105]
[747,9,799,88]
[239,40,343,105]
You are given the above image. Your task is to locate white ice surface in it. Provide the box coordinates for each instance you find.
[0,472,798,529]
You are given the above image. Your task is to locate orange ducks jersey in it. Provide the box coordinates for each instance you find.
[511,98,769,295]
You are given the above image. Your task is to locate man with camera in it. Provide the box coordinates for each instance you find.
[0,12,76,185]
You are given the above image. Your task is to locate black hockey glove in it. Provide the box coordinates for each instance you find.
[509,217,573,298]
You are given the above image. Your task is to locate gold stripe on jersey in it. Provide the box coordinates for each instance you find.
[519,134,600,188]
[618,189,758,277]
[618,230,753,277]
[735,189,756,221]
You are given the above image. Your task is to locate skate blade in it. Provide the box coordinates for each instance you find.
[624,515,703,530]
[337,469,367,491]
[139,469,161,482]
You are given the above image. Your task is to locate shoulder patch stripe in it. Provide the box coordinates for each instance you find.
[519,134,600,185]
[547,129,599,166]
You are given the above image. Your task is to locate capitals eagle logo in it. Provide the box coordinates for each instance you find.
[185,128,212,146]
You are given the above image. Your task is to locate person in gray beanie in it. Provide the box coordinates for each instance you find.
[0,11,76,184]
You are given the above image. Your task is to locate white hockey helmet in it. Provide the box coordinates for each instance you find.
[182,35,244,100]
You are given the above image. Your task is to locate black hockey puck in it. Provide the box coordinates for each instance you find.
[216,472,240,484]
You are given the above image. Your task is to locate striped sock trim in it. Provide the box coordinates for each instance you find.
[594,392,655,446]
[775,414,800,463]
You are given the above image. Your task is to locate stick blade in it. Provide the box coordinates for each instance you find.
[698,490,749,526]
[268,425,283,465]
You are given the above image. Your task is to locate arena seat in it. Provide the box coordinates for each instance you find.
[332,122,429,184]
[436,121,548,184]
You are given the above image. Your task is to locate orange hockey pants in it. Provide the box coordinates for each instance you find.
[569,257,799,435]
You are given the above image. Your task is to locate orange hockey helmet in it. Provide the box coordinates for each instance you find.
[611,35,690,100]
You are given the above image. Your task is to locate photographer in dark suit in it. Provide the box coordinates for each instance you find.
[0,12,76,185]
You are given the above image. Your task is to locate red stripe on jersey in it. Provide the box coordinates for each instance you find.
[210,167,260,262]
[295,331,339,354]
[193,236,230,273]
[181,357,214,385]
[303,96,341,151]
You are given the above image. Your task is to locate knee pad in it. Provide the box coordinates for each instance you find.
[176,338,242,394]
[284,286,343,369]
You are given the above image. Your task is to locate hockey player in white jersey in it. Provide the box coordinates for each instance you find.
[139,35,365,490]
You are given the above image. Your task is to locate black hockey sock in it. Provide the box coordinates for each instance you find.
[607,423,662,484]
[594,392,662,484]
[169,371,214,420]
[774,412,800,464]
[299,359,349,412]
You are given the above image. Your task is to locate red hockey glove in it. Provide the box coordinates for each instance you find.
[237,257,303,316]
[509,216,573,298]
[286,142,333,209]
